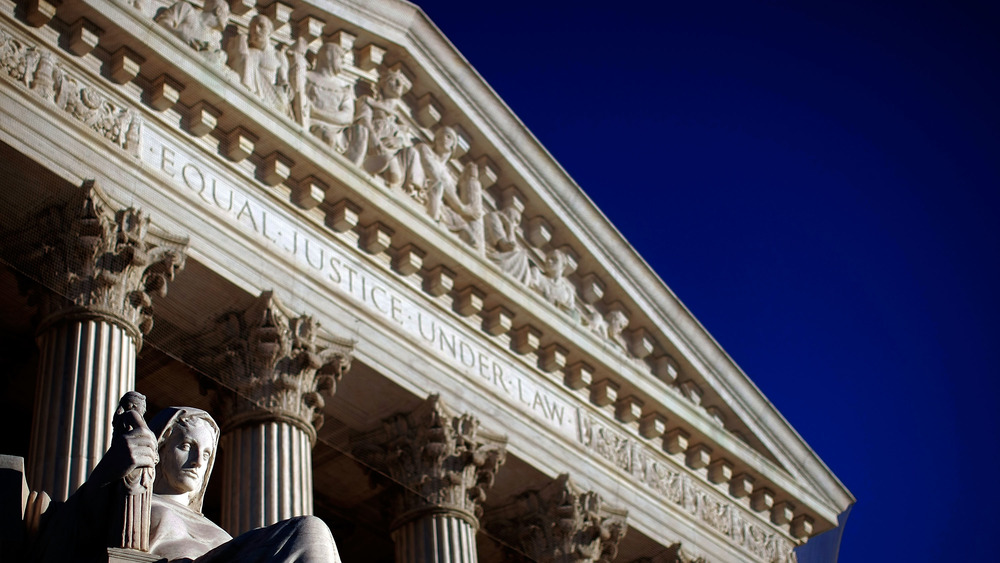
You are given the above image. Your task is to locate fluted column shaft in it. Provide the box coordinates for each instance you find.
[221,420,314,535]
[9,180,186,502]
[202,291,353,536]
[28,318,136,501]
[392,511,480,563]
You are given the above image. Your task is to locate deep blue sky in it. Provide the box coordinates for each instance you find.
[414,1,999,560]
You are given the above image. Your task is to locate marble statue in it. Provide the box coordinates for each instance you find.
[484,203,532,284]
[530,248,577,315]
[300,42,355,152]
[155,0,230,65]
[437,162,485,251]
[230,15,289,114]
[31,400,342,562]
[344,67,420,189]
[417,127,485,250]
[606,310,629,352]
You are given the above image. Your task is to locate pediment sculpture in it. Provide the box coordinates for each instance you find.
[134,1,671,358]
[154,0,230,66]
[24,392,342,562]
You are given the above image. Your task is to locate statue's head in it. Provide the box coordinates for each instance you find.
[379,68,412,99]
[149,407,220,512]
[248,15,274,49]
[434,126,458,155]
[316,43,344,75]
[204,0,229,28]
[544,249,574,278]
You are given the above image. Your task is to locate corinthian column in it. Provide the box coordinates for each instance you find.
[354,395,507,563]
[486,474,628,563]
[8,180,187,502]
[201,292,353,535]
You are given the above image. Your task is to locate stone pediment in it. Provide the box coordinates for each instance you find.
[0,0,852,552]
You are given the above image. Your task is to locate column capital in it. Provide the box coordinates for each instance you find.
[9,180,188,346]
[486,474,628,563]
[202,291,354,442]
[354,395,507,529]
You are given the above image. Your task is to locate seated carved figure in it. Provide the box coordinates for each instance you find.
[484,203,532,285]
[344,68,420,189]
[230,15,290,114]
[31,402,341,562]
[530,249,578,316]
[155,0,230,65]
[302,43,355,152]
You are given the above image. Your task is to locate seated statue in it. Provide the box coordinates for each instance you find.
[484,203,532,285]
[31,400,342,562]
[300,43,355,153]
[344,68,420,189]
[154,0,230,65]
[530,249,578,318]
[229,15,290,114]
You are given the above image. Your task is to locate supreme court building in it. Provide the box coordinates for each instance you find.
[0,0,853,561]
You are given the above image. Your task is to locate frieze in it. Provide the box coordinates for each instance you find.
[0,24,143,157]
[577,413,796,563]
[141,125,579,442]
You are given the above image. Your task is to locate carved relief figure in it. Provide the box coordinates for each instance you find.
[155,0,230,65]
[300,42,355,152]
[416,127,485,250]
[606,309,629,351]
[32,402,343,562]
[438,163,485,251]
[230,15,289,114]
[530,248,578,315]
[484,203,532,284]
[344,67,420,188]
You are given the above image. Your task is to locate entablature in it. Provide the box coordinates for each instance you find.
[0,0,852,551]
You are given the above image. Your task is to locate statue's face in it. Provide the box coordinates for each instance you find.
[249,16,272,49]
[435,127,457,154]
[381,71,409,99]
[158,420,215,495]
[545,251,566,277]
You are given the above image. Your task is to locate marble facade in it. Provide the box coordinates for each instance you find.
[0,0,853,561]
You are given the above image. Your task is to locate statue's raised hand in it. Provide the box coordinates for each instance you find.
[91,401,158,486]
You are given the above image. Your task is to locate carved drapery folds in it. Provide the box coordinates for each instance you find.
[201,291,353,441]
[10,179,187,343]
[354,394,507,529]
[487,474,628,563]
[154,0,230,66]
[118,3,668,356]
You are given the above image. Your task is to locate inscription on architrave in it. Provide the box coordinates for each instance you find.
[141,127,578,441]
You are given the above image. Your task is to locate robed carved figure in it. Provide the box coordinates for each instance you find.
[31,398,342,562]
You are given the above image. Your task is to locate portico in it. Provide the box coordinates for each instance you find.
[0,0,852,561]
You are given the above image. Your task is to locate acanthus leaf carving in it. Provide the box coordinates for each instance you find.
[486,473,628,563]
[6,179,187,344]
[352,394,507,527]
[199,291,354,440]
